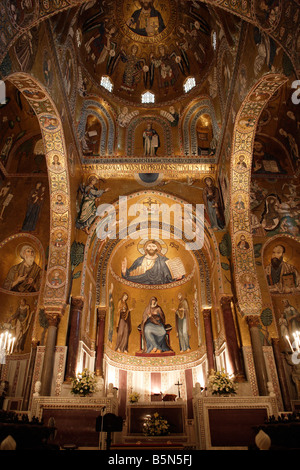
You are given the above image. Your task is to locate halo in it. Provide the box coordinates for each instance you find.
[86,174,103,185]
[137,238,168,255]
[264,238,295,265]
[203,176,215,185]
[15,242,41,265]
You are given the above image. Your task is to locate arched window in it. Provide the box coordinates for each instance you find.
[0,80,6,104]
[100,76,113,92]
[141,91,155,104]
[183,77,196,93]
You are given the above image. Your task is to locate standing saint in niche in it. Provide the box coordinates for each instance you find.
[143,123,160,156]
[202,177,225,230]
[172,293,191,352]
[22,182,45,232]
[115,292,133,353]
[108,283,115,345]
[8,298,33,352]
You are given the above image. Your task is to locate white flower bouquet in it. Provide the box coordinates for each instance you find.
[208,369,237,396]
[71,368,97,397]
[143,412,170,436]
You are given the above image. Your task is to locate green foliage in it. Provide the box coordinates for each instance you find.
[38,308,48,329]
[70,241,85,271]
[72,270,81,279]
[221,262,230,271]
[260,308,273,327]
[71,369,97,397]
[219,232,232,258]
[254,243,262,258]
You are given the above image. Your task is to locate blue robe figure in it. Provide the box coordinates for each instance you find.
[141,297,171,354]
[122,253,173,285]
[22,182,45,232]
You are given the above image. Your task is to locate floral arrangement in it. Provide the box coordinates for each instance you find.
[208,369,237,396]
[128,391,141,403]
[143,412,170,436]
[71,369,98,397]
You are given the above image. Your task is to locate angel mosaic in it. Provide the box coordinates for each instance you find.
[76,175,110,234]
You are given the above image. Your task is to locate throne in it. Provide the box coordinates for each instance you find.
[135,323,175,357]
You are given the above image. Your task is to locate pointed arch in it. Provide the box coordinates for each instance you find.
[126,115,173,156]
[230,73,288,315]
[181,97,220,156]
[77,99,116,157]
[6,73,72,307]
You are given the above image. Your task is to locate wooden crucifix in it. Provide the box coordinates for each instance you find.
[175,380,182,398]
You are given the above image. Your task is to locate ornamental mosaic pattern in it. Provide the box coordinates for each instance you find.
[230,74,288,316]
[8,73,71,306]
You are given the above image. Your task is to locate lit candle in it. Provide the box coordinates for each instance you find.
[293,332,300,352]
[3,331,8,350]
[286,335,294,353]
[296,332,300,352]
[7,336,11,354]
[10,338,15,354]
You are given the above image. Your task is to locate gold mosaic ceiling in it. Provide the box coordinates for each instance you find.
[71,0,217,105]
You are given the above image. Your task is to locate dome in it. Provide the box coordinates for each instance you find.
[68,0,217,106]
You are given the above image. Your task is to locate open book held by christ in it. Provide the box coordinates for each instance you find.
[165,257,186,280]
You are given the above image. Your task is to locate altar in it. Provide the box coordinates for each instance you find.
[113,401,190,449]
[30,396,119,449]
[193,395,278,450]
[127,402,186,435]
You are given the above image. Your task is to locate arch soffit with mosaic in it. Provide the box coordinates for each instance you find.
[5,73,72,308]
[0,0,298,75]
[77,99,117,157]
[230,73,288,316]
[180,97,220,156]
[126,114,173,156]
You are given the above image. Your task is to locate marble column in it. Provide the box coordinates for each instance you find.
[95,308,106,377]
[247,315,268,396]
[272,338,292,411]
[22,340,39,410]
[203,308,215,372]
[65,296,84,382]
[220,295,245,380]
[40,310,61,396]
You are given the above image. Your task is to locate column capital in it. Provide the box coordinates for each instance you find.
[220,295,233,306]
[70,296,84,310]
[44,304,66,327]
[31,340,39,349]
[246,315,261,328]
[97,307,106,320]
[202,308,212,319]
